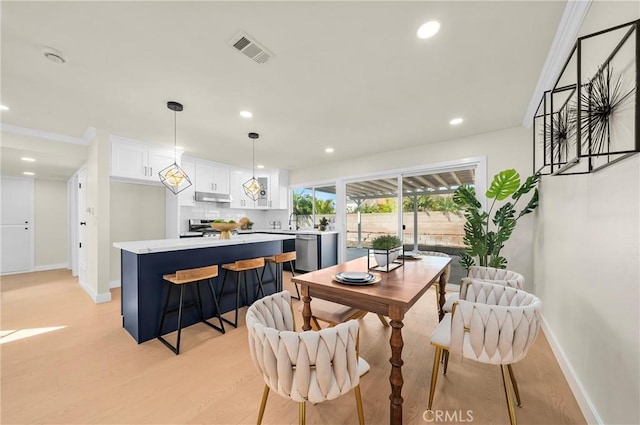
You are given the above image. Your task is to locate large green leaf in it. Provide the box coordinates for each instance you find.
[493,203,515,227]
[459,252,475,270]
[488,255,508,269]
[453,186,481,209]
[512,174,540,201]
[518,188,539,218]
[486,169,520,201]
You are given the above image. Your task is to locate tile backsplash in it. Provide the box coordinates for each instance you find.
[180,203,288,232]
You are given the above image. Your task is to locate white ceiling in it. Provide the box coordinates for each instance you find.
[0,1,565,180]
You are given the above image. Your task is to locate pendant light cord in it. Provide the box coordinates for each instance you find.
[173,110,177,163]
[252,138,255,178]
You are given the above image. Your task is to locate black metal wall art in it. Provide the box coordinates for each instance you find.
[533,19,639,176]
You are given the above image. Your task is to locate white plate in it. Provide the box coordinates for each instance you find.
[336,272,374,282]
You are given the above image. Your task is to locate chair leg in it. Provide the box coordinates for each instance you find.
[376,314,390,327]
[507,364,522,407]
[354,384,365,425]
[157,281,172,337]
[219,271,239,328]
[256,384,269,425]
[443,350,449,375]
[434,283,443,318]
[428,346,442,410]
[501,364,518,425]
[311,316,322,330]
[299,401,306,425]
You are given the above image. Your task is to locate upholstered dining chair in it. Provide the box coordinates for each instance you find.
[246,290,369,425]
[428,280,542,425]
[442,265,526,314]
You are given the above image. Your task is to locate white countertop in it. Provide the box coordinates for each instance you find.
[242,229,339,235]
[114,233,295,254]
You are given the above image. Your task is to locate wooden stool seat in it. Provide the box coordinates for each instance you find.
[157,265,225,355]
[262,251,299,299]
[218,257,266,328]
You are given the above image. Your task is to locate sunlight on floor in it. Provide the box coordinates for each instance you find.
[0,326,67,345]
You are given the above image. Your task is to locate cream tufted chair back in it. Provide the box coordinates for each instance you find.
[246,290,367,424]
[444,265,526,314]
[450,281,542,364]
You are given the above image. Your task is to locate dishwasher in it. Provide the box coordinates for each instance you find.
[295,234,318,272]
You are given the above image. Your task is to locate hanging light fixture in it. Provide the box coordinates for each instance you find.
[158,101,192,194]
[243,132,262,201]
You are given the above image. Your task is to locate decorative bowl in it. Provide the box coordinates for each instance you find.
[210,222,240,239]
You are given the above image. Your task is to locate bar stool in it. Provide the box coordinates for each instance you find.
[218,257,266,328]
[157,265,225,355]
[261,251,300,300]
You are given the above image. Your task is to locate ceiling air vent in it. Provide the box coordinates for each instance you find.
[229,31,274,64]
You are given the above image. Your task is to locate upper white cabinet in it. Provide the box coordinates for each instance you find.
[268,169,289,210]
[178,158,196,206]
[230,169,256,209]
[111,136,179,183]
[195,161,230,194]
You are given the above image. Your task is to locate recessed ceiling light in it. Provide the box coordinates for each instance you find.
[240,111,253,118]
[449,117,464,125]
[0,105,9,111]
[21,157,36,162]
[417,21,440,39]
[325,148,334,153]
[257,164,264,169]
[23,172,35,176]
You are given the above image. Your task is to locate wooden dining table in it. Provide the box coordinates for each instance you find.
[292,255,451,425]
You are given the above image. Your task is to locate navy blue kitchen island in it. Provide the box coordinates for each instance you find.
[114,234,295,343]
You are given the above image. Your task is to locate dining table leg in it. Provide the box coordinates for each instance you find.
[389,305,405,425]
[301,285,312,331]
[438,270,447,322]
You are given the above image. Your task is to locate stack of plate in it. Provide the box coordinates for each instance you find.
[334,272,376,285]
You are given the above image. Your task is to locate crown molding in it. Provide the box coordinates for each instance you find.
[522,0,592,128]
[0,123,94,146]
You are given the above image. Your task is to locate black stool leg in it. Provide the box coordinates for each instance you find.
[205,277,225,333]
[157,283,185,355]
[157,281,172,338]
[289,261,301,300]
[255,268,266,299]
[174,285,185,354]
[219,270,240,328]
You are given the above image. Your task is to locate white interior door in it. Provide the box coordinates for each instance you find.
[1,178,33,273]
[77,169,87,287]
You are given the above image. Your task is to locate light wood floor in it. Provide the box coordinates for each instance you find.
[1,269,585,425]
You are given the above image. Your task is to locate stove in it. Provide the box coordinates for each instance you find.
[185,219,238,238]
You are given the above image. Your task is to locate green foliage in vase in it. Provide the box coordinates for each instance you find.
[453,169,540,270]
[371,234,402,250]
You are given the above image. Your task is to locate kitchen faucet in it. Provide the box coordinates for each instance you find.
[288,212,299,230]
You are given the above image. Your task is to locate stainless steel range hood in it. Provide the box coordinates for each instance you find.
[194,191,232,203]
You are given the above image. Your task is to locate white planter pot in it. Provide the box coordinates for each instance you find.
[373,248,400,266]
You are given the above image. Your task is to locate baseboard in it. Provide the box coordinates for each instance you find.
[33,263,68,272]
[109,280,121,288]
[541,315,602,424]
[78,279,112,304]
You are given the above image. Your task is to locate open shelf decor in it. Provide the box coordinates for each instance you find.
[533,19,639,176]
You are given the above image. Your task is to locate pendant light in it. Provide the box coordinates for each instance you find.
[242,132,262,201]
[158,101,192,194]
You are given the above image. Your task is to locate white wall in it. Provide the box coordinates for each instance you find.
[290,126,536,284]
[34,179,67,268]
[110,182,166,282]
[533,2,640,424]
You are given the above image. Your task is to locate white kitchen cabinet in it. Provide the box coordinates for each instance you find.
[178,158,196,206]
[195,161,230,194]
[230,169,256,209]
[111,137,179,183]
[254,170,289,210]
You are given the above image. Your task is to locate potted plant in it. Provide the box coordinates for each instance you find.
[371,234,402,267]
[453,169,539,270]
[318,217,329,231]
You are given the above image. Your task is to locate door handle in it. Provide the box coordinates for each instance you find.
[80,222,87,226]
[25,221,28,224]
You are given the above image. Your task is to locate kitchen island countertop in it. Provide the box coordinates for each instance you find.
[241,229,339,235]
[114,233,295,254]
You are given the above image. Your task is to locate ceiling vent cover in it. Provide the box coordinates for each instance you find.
[229,31,274,64]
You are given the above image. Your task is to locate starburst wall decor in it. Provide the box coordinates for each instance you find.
[533,19,639,176]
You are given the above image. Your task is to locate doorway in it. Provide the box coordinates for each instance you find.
[1,177,34,274]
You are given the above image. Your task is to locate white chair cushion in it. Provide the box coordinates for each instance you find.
[430,313,451,348]
[357,357,370,377]
[298,299,360,323]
